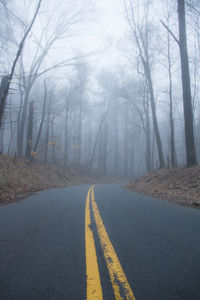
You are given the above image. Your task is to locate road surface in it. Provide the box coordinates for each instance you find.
[0,184,200,299]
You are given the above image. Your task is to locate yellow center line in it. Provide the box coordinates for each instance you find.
[85,186,103,300]
[91,185,135,300]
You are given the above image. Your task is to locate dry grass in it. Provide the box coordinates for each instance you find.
[127,166,200,208]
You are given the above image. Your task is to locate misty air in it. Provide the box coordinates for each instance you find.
[0,0,200,299]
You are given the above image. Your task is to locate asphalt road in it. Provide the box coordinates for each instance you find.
[0,184,200,299]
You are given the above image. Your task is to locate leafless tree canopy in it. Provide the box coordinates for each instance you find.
[0,0,200,177]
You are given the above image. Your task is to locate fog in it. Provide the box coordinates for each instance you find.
[0,0,199,178]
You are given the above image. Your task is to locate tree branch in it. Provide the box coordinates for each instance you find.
[0,0,42,128]
[160,20,180,46]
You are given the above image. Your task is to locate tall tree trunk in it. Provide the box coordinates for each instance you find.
[44,94,52,163]
[0,76,9,129]
[141,82,152,172]
[51,118,56,163]
[44,123,49,163]
[18,87,32,156]
[151,132,156,169]
[143,58,165,168]
[102,121,108,175]
[88,110,108,174]
[167,34,177,167]
[98,126,103,174]
[145,93,152,172]
[25,101,34,158]
[33,81,47,152]
[0,112,5,153]
[87,117,92,163]
[124,105,129,177]
[77,99,82,168]
[17,88,24,156]
[114,104,119,175]
[7,103,13,155]
[64,98,70,167]
[178,0,197,167]
[130,138,135,178]
[0,127,4,153]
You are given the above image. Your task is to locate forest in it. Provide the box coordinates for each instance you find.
[0,0,200,180]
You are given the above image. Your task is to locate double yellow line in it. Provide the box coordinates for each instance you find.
[85,185,135,300]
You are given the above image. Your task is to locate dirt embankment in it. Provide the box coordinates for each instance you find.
[127,167,200,208]
[0,155,122,205]
[0,155,91,204]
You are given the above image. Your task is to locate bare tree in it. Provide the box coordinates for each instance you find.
[33,80,47,153]
[161,2,177,167]
[88,109,108,174]
[178,0,197,166]
[16,0,93,157]
[124,0,165,168]
[0,0,42,128]
[161,0,197,167]
[120,79,152,172]
[25,101,34,158]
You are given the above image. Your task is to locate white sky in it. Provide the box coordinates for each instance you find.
[95,0,126,38]
[84,0,127,68]
[1,0,130,77]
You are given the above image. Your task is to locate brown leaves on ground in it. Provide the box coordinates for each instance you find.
[0,154,90,205]
[0,154,122,205]
[127,166,200,208]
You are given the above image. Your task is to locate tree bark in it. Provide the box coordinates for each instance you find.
[44,93,52,163]
[142,58,165,168]
[88,110,108,174]
[25,101,34,158]
[163,23,178,167]
[167,36,177,167]
[0,126,4,153]
[18,86,32,156]
[102,121,108,175]
[178,0,197,167]
[145,92,152,172]
[113,103,119,175]
[64,97,70,167]
[77,98,82,168]
[124,105,129,177]
[33,81,47,152]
